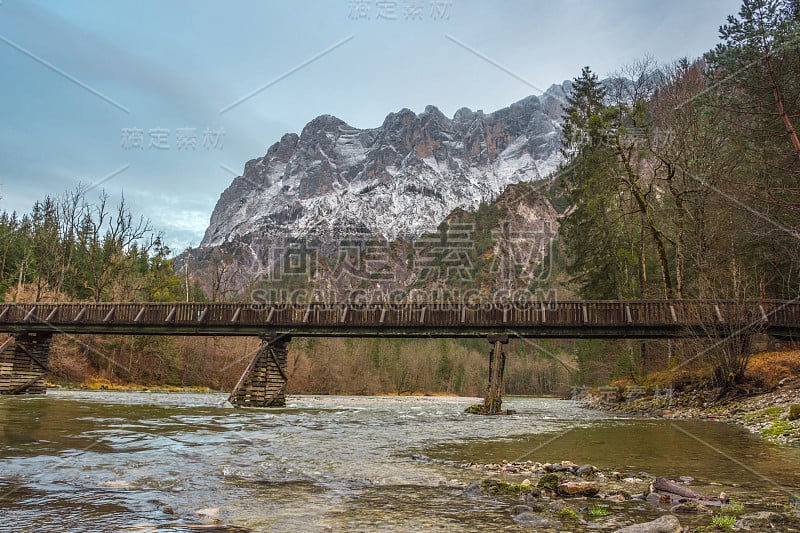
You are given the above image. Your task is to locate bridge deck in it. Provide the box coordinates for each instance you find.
[0,300,798,338]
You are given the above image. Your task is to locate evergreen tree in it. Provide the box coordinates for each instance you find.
[559,67,637,298]
[706,0,800,297]
[708,0,800,156]
[561,66,608,156]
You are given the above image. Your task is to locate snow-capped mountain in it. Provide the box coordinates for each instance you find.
[200,84,568,248]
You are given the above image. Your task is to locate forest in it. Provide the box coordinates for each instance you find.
[557,0,799,389]
[0,0,798,395]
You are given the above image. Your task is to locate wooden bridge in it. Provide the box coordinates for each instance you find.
[1,300,798,412]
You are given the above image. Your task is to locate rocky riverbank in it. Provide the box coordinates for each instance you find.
[449,458,800,531]
[578,376,800,447]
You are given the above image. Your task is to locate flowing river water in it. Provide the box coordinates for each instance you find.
[1,391,799,531]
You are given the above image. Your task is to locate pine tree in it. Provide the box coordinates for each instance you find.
[706,0,800,297]
[558,67,636,298]
[561,66,608,156]
[707,0,800,156]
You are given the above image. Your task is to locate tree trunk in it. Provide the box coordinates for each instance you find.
[764,45,800,156]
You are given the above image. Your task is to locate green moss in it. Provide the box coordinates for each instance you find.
[720,502,745,516]
[789,404,800,421]
[557,508,580,520]
[761,406,785,417]
[587,504,612,518]
[761,421,796,438]
[743,406,784,422]
[791,493,800,510]
[537,473,560,491]
[480,479,529,496]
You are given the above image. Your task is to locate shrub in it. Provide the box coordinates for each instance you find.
[720,502,745,515]
[710,514,736,530]
[587,504,612,518]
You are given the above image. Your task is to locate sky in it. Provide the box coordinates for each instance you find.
[0,0,742,252]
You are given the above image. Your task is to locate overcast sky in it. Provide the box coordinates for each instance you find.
[0,0,741,252]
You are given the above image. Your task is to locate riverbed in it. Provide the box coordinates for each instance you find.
[1,391,799,531]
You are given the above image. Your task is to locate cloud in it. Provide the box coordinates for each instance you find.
[0,0,742,252]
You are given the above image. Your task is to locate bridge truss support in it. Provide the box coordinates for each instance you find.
[0,332,52,395]
[482,335,508,415]
[229,334,290,407]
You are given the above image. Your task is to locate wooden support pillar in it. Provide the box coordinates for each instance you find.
[228,334,290,407]
[0,332,53,395]
[483,334,508,415]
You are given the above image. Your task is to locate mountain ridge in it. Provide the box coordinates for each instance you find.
[200,83,570,249]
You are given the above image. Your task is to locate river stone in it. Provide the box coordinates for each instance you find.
[521,497,545,512]
[523,487,541,499]
[670,500,712,514]
[196,508,219,518]
[557,481,600,497]
[553,460,576,472]
[734,511,790,530]
[196,508,221,525]
[538,473,560,491]
[513,511,559,527]
[464,481,482,496]
[512,505,533,515]
[606,493,627,503]
[576,464,597,478]
[548,500,566,512]
[613,514,682,533]
[646,492,671,505]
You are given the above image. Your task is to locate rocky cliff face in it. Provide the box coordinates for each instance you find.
[201,85,568,248]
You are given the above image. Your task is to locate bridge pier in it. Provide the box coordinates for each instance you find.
[0,332,52,395]
[483,335,508,415]
[229,334,290,407]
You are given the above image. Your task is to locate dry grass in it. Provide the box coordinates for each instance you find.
[77,376,213,392]
[605,350,800,394]
[608,367,712,392]
[745,350,800,390]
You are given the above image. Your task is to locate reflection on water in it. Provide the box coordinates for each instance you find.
[1,392,798,531]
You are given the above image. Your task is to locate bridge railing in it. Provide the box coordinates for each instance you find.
[761,300,800,327]
[0,300,797,330]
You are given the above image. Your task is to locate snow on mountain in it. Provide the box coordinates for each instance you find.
[200,88,567,248]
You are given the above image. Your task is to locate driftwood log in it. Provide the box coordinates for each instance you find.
[652,477,727,505]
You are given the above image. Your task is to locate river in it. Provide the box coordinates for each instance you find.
[1,391,799,531]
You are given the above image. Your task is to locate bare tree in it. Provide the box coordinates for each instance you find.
[76,191,154,302]
[606,57,676,298]
[207,248,245,301]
